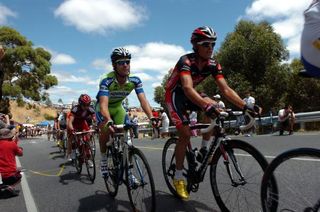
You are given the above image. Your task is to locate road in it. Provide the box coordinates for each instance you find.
[1,132,320,212]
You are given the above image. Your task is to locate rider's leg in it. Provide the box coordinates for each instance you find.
[174,125,191,200]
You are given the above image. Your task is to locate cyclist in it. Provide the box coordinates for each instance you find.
[165,26,254,199]
[300,0,320,77]
[66,94,95,161]
[57,111,67,149]
[95,47,154,177]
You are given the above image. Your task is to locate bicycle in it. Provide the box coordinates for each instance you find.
[72,130,96,183]
[261,147,320,212]
[57,129,67,155]
[162,110,277,212]
[104,123,156,212]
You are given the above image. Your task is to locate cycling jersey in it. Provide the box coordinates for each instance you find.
[301,0,320,77]
[95,71,144,124]
[165,53,224,129]
[70,105,95,131]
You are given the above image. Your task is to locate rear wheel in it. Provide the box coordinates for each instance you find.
[126,147,156,212]
[162,137,189,199]
[104,145,120,197]
[210,139,277,212]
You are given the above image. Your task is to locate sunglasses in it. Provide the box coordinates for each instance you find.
[197,41,215,48]
[116,59,131,65]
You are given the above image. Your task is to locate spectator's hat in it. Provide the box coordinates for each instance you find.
[213,94,221,99]
[0,128,15,140]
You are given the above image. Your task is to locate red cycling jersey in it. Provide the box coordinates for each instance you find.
[165,53,224,129]
[69,105,95,131]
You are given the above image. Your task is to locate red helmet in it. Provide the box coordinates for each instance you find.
[191,26,217,45]
[78,94,91,105]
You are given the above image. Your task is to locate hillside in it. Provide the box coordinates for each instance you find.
[10,100,58,124]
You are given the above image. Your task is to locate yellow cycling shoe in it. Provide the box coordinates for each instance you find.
[173,179,189,200]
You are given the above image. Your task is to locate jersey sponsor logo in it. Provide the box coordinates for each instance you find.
[313,38,320,50]
[109,91,131,97]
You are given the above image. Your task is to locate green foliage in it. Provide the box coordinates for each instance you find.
[33,106,40,115]
[44,113,55,120]
[0,26,58,102]
[17,96,25,107]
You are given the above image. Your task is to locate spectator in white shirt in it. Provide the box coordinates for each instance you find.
[159,109,170,138]
[278,104,295,135]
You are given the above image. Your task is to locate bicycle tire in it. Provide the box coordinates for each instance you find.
[126,147,156,212]
[210,139,277,212]
[162,137,189,199]
[104,145,120,197]
[261,148,320,212]
[89,135,96,157]
[74,139,83,174]
[84,142,96,183]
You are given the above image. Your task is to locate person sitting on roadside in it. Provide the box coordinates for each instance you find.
[159,109,170,138]
[278,104,296,135]
[0,128,23,198]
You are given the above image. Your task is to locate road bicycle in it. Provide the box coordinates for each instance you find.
[104,123,156,212]
[261,147,320,212]
[162,110,277,212]
[72,130,96,183]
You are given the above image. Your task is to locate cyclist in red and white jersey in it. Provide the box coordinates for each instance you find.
[300,0,320,77]
[165,26,253,199]
[66,94,95,161]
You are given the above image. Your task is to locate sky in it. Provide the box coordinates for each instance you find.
[0,0,311,107]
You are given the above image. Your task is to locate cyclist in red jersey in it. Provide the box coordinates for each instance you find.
[165,26,253,199]
[66,94,95,161]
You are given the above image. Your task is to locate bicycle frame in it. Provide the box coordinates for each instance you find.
[186,111,254,188]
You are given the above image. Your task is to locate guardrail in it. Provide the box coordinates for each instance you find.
[136,111,320,137]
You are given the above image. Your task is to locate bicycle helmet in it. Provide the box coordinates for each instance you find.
[191,26,217,45]
[110,47,131,63]
[78,94,91,105]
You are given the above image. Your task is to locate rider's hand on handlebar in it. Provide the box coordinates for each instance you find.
[150,117,158,126]
[204,104,220,118]
[243,104,261,117]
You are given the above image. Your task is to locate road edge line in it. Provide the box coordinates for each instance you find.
[16,157,38,212]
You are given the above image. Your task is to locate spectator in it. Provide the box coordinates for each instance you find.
[213,94,225,110]
[159,109,170,138]
[131,114,139,138]
[151,109,160,139]
[242,91,256,136]
[278,104,296,135]
[0,128,23,198]
[189,111,198,136]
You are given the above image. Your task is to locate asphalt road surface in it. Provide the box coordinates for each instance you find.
[1,131,319,212]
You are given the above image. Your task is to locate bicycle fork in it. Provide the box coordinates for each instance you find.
[220,140,246,187]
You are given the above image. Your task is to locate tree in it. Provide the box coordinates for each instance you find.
[58,98,63,104]
[0,26,57,104]
[154,71,171,107]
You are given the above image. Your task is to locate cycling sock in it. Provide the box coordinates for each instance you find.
[201,139,210,149]
[174,169,183,180]
[101,153,107,161]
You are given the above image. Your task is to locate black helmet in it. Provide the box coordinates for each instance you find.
[191,26,217,45]
[110,47,131,63]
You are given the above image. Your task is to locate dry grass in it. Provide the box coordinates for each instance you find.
[10,101,57,124]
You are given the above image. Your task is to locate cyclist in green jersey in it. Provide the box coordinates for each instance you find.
[95,47,155,177]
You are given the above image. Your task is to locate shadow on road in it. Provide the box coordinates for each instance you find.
[59,170,94,185]
[155,190,218,212]
[78,190,132,212]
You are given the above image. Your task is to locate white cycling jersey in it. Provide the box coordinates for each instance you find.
[301,0,320,77]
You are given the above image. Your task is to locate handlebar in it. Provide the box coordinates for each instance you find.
[200,110,255,134]
[73,129,96,135]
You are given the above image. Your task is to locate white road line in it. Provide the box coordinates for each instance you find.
[16,157,38,212]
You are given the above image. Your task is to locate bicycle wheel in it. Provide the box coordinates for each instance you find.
[210,139,276,212]
[84,143,96,183]
[74,144,83,174]
[89,135,96,157]
[104,145,120,197]
[261,148,320,212]
[126,147,156,212]
[162,137,189,198]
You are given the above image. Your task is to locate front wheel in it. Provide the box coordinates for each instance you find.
[126,147,156,212]
[261,148,320,212]
[210,139,277,212]
[84,143,96,183]
[104,145,120,197]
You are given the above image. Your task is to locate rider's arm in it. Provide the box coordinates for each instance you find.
[137,93,153,119]
[99,96,112,122]
[180,74,211,109]
[215,77,246,109]
[67,115,75,131]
